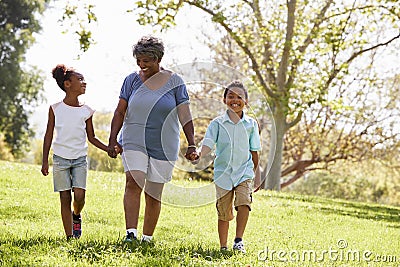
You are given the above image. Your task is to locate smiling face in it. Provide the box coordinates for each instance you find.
[223,87,248,115]
[64,72,86,95]
[136,55,161,79]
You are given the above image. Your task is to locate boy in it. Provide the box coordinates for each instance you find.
[194,80,261,253]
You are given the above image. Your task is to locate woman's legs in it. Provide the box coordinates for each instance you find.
[124,171,145,230]
[59,190,72,237]
[143,181,164,236]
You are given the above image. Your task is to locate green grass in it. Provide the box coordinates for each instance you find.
[0,160,399,266]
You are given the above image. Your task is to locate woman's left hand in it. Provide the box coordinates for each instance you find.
[185,147,199,161]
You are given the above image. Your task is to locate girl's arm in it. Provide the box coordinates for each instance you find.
[41,107,55,176]
[108,98,127,158]
[251,150,261,192]
[86,116,108,152]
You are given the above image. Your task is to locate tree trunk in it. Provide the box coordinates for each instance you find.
[264,109,286,191]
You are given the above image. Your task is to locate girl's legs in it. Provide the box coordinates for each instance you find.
[142,181,164,236]
[124,171,145,231]
[59,190,72,237]
[218,220,230,248]
[72,188,85,216]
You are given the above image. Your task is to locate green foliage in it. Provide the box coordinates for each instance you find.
[0,133,14,161]
[60,2,98,52]
[0,0,48,158]
[1,160,400,266]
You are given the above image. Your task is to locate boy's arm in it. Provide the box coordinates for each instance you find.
[200,145,212,157]
[86,116,108,152]
[251,150,261,192]
[191,145,212,164]
[41,107,55,176]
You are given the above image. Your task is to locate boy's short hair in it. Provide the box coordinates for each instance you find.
[224,80,248,99]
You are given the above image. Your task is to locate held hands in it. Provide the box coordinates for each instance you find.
[184,146,199,162]
[107,140,123,158]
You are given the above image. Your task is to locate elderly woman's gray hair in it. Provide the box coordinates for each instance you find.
[132,36,164,60]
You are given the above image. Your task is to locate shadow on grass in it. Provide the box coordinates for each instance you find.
[121,241,234,260]
[261,193,400,225]
[178,244,234,260]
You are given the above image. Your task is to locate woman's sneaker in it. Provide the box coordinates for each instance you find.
[233,240,246,253]
[124,232,137,243]
[72,212,82,238]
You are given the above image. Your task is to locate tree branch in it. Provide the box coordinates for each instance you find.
[277,0,296,90]
[286,110,303,130]
[187,1,276,98]
[287,0,334,87]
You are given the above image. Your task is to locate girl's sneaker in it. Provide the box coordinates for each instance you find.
[72,212,82,238]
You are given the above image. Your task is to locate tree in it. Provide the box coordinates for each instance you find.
[132,0,400,190]
[204,30,400,189]
[0,0,49,158]
[61,0,400,189]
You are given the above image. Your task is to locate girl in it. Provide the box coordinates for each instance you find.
[41,64,109,240]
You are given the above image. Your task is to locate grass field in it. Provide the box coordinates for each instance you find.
[0,160,399,266]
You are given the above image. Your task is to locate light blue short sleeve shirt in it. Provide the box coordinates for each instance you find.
[202,111,261,190]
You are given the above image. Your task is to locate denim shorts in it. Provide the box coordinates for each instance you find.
[52,154,88,192]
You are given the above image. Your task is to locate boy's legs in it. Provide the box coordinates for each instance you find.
[218,220,230,248]
[216,186,235,248]
[59,190,73,237]
[232,180,252,252]
[235,205,250,240]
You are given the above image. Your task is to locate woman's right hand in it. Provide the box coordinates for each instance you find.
[107,140,120,158]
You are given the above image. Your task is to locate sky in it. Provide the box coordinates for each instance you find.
[27,0,214,136]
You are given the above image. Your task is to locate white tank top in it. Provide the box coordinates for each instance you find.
[51,101,94,159]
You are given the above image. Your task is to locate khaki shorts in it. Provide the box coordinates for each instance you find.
[122,150,175,183]
[215,180,253,221]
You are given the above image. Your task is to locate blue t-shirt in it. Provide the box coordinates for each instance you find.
[118,72,189,161]
[202,111,261,190]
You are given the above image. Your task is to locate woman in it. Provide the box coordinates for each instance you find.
[107,36,197,243]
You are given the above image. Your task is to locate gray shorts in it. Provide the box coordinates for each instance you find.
[52,154,87,192]
[121,150,175,183]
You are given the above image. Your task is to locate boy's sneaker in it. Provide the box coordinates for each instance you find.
[124,232,137,243]
[72,212,82,239]
[233,240,246,253]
